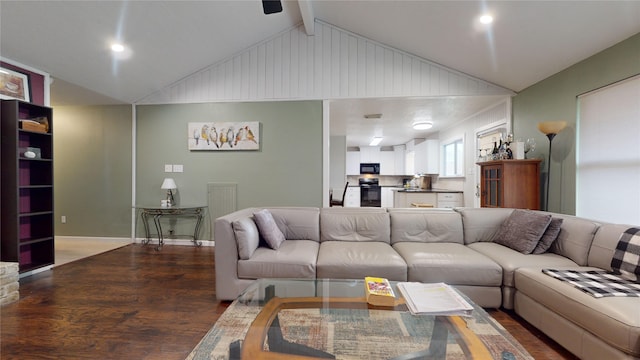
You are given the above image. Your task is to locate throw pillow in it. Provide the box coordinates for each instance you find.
[253,209,286,250]
[232,217,260,260]
[611,227,640,282]
[533,217,564,254]
[493,209,552,254]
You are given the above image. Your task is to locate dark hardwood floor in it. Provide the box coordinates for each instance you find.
[1,244,578,359]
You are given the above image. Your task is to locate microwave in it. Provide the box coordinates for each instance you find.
[360,163,380,175]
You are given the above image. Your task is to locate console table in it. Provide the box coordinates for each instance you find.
[136,205,206,250]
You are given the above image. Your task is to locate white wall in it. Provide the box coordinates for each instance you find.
[435,99,511,207]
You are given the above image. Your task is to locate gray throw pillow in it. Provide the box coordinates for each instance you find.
[232,217,260,260]
[532,217,563,254]
[253,209,286,250]
[493,209,552,254]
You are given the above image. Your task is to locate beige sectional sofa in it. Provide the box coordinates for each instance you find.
[214,206,639,360]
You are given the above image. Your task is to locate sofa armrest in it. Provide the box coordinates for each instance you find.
[214,208,258,300]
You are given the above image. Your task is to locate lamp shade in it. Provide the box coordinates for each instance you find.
[161,178,177,190]
[537,121,567,135]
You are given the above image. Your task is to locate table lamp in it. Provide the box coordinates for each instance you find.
[537,121,567,211]
[161,178,177,207]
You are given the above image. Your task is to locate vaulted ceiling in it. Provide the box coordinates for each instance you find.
[2,0,638,105]
[1,1,638,146]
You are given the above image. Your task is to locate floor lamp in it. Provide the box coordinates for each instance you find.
[537,121,567,211]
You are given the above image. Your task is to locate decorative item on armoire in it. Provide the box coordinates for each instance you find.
[537,120,568,211]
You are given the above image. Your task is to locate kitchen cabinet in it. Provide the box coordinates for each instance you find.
[379,150,395,175]
[1,100,55,273]
[477,159,541,209]
[393,145,405,175]
[344,187,360,207]
[393,191,437,208]
[359,146,380,163]
[346,151,360,175]
[437,192,464,208]
[381,187,396,208]
[414,139,439,174]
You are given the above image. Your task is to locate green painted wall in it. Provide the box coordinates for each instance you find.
[53,105,133,237]
[135,101,323,238]
[513,33,640,214]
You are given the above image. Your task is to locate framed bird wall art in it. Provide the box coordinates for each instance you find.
[188,122,260,151]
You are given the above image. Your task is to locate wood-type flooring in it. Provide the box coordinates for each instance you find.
[1,244,578,359]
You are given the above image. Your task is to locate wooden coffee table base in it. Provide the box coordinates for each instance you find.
[240,296,493,360]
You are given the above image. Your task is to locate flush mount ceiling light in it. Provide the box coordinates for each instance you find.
[412,121,433,130]
[369,137,383,146]
[111,43,125,52]
[479,14,494,24]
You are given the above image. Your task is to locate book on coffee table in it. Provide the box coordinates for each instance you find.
[364,276,396,306]
[397,282,473,317]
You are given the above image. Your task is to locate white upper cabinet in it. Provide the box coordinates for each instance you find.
[346,151,360,175]
[393,145,406,175]
[414,139,439,174]
[359,146,381,163]
[379,150,395,175]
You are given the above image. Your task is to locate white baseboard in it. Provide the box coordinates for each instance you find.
[55,236,215,247]
[133,237,215,247]
[55,236,133,243]
[19,265,53,279]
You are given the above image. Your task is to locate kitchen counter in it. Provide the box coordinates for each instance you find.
[394,188,463,193]
[393,189,464,208]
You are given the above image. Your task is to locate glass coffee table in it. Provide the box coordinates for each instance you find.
[187,279,533,360]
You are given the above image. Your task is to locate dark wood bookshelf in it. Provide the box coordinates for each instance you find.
[1,99,54,273]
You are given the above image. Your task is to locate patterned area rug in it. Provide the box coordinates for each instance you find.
[186,300,533,360]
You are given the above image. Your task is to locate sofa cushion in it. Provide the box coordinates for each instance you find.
[393,242,502,287]
[456,208,514,244]
[544,212,600,266]
[515,266,640,356]
[493,209,552,254]
[316,241,407,281]
[533,217,564,254]
[253,209,286,249]
[268,207,320,242]
[589,223,628,271]
[469,242,578,287]
[320,209,390,243]
[388,209,464,245]
[238,240,318,279]
[232,217,260,260]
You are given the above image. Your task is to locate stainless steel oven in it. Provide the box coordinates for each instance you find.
[359,178,381,207]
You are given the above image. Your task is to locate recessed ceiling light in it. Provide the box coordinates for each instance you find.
[111,43,125,52]
[369,137,383,146]
[412,121,433,130]
[479,14,494,25]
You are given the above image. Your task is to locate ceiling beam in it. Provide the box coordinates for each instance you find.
[298,0,315,35]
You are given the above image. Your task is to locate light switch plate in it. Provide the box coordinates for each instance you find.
[173,164,184,172]
[164,164,173,172]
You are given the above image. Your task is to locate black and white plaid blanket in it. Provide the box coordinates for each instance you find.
[542,269,640,298]
[611,227,640,282]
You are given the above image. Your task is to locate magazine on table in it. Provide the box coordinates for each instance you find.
[397,282,473,316]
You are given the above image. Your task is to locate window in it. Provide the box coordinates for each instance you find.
[441,137,464,177]
[577,75,640,224]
